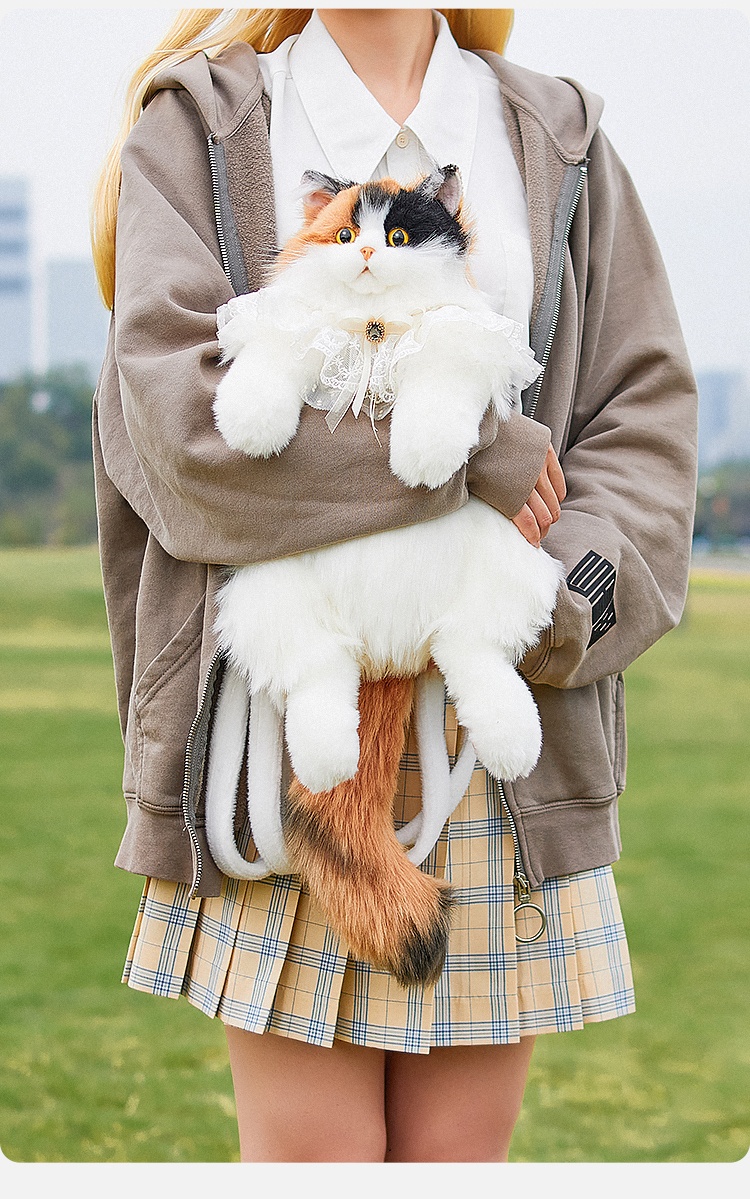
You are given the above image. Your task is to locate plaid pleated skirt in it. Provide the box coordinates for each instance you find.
[123,703,635,1053]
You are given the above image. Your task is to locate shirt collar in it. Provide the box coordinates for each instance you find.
[404,11,479,188]
[289,11,400,183]
[289,9,479,187]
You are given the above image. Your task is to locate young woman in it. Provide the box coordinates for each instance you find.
[91,8,698,1163]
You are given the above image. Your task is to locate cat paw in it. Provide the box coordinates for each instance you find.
[287,733,361,793]
[389,402,483,489]
[469,712,543,782]
[214,366,302,458]
[285,697,361,793]
[389,437,471,490]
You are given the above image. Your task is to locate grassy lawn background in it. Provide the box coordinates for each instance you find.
[0,546,748,1163]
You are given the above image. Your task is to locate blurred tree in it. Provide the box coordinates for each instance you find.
[694,461,750,546]
[0,366,97,546]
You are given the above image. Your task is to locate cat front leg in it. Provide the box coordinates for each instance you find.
[389,323,492,489]
[429,632,543,782]
[214,327,317,458]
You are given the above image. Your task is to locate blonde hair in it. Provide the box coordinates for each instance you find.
[91,8,514,309]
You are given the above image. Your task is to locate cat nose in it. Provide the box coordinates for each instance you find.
[360,246,375,261]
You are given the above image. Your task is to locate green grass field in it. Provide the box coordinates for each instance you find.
[0,546,748,1163]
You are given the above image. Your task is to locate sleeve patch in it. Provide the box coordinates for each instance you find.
[566,551,617,647]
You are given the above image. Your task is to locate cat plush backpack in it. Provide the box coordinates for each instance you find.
[204,165,563,986]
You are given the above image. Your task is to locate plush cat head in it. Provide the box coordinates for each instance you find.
[272,165,475,302]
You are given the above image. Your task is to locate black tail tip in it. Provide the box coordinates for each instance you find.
[391,887,456,989]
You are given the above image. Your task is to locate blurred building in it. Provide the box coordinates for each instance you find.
[46,257,109,384]
[696,370,750,469]
[0,178,33,382]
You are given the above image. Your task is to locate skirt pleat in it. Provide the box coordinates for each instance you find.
[123,701,635,1053]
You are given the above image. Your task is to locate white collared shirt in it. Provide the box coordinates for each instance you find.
[258,10,534,334]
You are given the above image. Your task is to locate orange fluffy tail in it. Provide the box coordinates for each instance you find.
[283,676,455,988]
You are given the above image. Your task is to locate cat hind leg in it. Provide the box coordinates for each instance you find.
[430,634,542,782]
[217,564,361,793]
[284,648,362,794]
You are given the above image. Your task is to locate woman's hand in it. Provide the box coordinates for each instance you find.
[511,444,566,547]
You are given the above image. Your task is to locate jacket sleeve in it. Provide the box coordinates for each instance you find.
[107,86,549,566]
[465,409,551,518]
[519,129,698,689]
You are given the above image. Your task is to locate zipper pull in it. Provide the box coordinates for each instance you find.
[513,869,547,944]
[513,869,532,906]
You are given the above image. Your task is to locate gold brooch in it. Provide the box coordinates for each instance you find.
[364,319,387,344]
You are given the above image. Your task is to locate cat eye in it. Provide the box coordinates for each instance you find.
[387,227,409,247]
[335,227,356,244]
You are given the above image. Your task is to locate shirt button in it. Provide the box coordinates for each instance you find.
[395,130,410,149]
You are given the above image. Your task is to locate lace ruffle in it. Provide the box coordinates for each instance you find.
[302,323,407,423]
[216,296,542,429]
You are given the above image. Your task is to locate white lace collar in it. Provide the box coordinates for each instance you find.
[217,295,541,437]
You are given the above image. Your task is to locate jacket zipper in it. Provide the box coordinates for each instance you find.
[185,130,256,896]
[207,135,250,296]
[497,780,547,943]
[207,137,233,282]
[182,648,223,897]
[499,158,589,939]
[524,158,589,420]
[184,130,257,898]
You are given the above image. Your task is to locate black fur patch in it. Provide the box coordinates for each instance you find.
[301,169,357,198]
[352,181,469,255]
[282,790,355,875]
[392,886,456,988]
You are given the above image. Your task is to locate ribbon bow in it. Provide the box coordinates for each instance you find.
[323,317,410,436]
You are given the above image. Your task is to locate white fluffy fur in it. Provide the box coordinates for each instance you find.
[213,186,563,791]
[214,201,524,488]
[216,498,563,790]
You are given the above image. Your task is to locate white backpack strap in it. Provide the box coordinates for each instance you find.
[245,689,292,874]
[204,662,276,880]
[396,670,476,865]
[208,665,474,880]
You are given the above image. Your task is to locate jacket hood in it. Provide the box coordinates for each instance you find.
[150,42,265,141]
[477,51,605,163]
[150,40,604,161]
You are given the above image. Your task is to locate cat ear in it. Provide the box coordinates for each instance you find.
[421,164,463,216]
[299,170,356,223]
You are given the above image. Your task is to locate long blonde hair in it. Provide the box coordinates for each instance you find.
[91,8,514,309]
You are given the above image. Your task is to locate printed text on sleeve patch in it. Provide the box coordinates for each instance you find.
[566,551,617,646]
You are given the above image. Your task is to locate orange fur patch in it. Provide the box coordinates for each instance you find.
[284,676,454,987]
[275,187,361,270]
[362,176,401,197]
